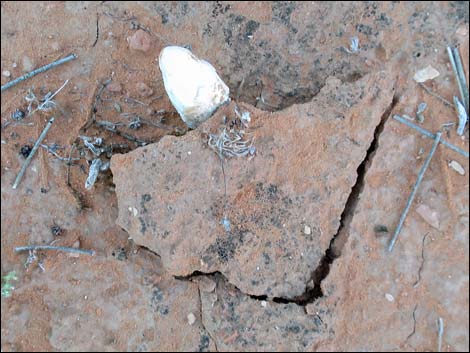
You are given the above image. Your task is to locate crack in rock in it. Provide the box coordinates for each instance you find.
[281,93,398,305]
[197,287,219,352]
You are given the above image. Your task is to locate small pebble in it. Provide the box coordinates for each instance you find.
[2,70,11,77]
[22,56,34,72]
[416,204,440,229]
[303,225,312,235]
[413,65,440,83]
[385,293,394,302]
[448,160,465,175]
[127,29,152,52]
[187,313,196,325]
[51,42,60,51]
[456,25,468,36]
[197,277,216,293]
[69,240,81,257]
[12,62,17,68]
[261,301,267,308]
[107,83,122,93]
[136,82,154,97]
[305,304,317,316]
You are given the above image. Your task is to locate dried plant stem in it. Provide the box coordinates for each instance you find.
[37,79,69,111]
[418,83,453,108]
[448,47,469,112]
[81,78,111,133]
[388,132,442,252]
[67,143,76,186]
[12,117,55,189]
[95,120,147,146]
[392,115,468,158]
[1,54,77,92]
[219,156,228,216]
[437,317,444,352]
[15,245,95,256]
[41,144,80,162]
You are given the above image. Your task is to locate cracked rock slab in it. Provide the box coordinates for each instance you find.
[199,275,333,352]
[111,71,395,298]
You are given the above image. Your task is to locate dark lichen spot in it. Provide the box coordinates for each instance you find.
[209,237,236,263]
[112,247,127,261]
[198,334,210,352]
[312,315,323,328]
[263,252,271,265]
[285,323,302,334]
[245,20,260,38]
[139,217,147,234]
[203,23,213,36]
[374,224,389,236]
[272,1,297,32]
[267,184,279,200]
[140,194,152,213]
[223,27,233,46]
[159,306,169,315]
[212,1,231,18]
[150,286,169,315]
[450,1,469,22]
[151,288,163,302]
[161,13,168,24]
[355,23,373,36]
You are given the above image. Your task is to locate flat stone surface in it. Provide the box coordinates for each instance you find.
[111,71,395,298]
[199,275,332,352]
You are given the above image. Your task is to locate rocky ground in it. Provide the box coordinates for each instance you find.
[1,1,469,352]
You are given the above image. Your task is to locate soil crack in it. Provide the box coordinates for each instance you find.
[197,287,219,352]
